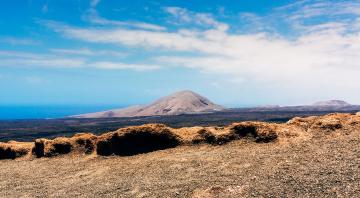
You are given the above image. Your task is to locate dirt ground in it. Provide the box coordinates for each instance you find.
[0,130,359,197]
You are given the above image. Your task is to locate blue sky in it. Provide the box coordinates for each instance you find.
[1,0,360,107]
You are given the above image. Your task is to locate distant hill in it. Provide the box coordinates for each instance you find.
[72,95,360,119]
[246,100,360,112]
[311,100,351,107]
[72,90,224,118]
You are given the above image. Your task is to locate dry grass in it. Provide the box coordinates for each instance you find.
[0,141,33,159]
[229,122,278,142]
[0,126,359,197]
[96,124,181,156]
[3,113,360,160]
[33,133,97,157]
[172,126,205,143]
[0,113,360,197]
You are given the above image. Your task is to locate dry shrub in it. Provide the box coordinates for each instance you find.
[312,119,342,131]
[308,114,351,132]
[284,113,360,140]
[96,124,181,156]
[214,132,238,145]
[5,112,360,160]
[71,133,97,154]
[346,115,360,127]
[34,138,72,157]
[286,116,318,130]
[34,133,97,158]
[287,113,357,133]
[185,127,238,145]
[172,126,205,144]
[191,128,217,144]
[230,122,278,143]
[275,124,312,144]
[210,127,239,145]
[177,123,278,145]
[0,141,33,160]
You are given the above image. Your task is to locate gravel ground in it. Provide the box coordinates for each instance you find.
[0,130,359,197]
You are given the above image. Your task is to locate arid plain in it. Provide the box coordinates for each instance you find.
[1,113,360,197]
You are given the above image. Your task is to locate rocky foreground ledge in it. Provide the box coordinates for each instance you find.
[1,112,360,160]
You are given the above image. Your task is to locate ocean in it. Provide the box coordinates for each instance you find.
[0,105,121,120]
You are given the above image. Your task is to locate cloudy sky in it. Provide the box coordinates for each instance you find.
[1,0,360,107]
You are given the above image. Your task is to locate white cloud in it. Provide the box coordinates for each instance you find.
[276,0,360,32]
[0,50,159,71]
[50,48,127,57]
[0,51,83,66]
[0,37,40,45]
[83,9,166,31]
[164,7,228,31]
[43,3,360,102]
[90,0,101,8]
[7,1,360,103]
[92,61,160,71]
[0,57,85,68]
[288,1,360,20]
[45,21,229,53]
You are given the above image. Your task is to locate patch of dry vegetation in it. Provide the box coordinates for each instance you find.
[0,141,33,159]
[33,133,97,157]
[288,113,360,133]
[230,122,278,142]
[2,113,360,160]
[1,113,360,197]
[96,124,180,156]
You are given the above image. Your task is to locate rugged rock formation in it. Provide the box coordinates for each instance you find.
[1,113,360,160]
[72,90,224,118]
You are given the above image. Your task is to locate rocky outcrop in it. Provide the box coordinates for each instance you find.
[1,113,360,160]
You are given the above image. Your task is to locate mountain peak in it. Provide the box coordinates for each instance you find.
[171,90,196,95]
[311,100,351,107]
[72,90,224,118]
[165,90,203,99]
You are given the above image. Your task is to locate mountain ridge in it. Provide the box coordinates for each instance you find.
[311,100,351,107]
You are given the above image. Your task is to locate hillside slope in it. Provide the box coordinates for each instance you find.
[72,90,224,118]
[311,100,351,107]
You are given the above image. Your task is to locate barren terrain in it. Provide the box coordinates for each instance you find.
[0,113,360,197]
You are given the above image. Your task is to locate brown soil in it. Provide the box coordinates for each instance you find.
[0,113,359,197]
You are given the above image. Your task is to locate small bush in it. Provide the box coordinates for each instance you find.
[97,124,181,156]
